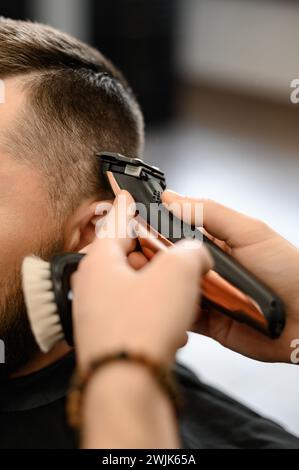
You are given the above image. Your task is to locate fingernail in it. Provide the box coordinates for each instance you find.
[164,189,182,197]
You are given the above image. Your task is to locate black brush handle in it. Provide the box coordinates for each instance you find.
[51,253,85,346]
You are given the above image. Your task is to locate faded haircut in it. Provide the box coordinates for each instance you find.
[0,18,144,214]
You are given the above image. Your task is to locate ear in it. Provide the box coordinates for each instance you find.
[64,198,114,252]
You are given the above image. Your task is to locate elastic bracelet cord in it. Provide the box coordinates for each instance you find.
[67,351,180,430]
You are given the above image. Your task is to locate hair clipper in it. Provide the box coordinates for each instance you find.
[98,152,285,339]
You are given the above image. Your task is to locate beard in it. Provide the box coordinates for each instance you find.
[0,235,65,379]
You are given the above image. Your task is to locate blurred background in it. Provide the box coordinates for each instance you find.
[2,0,299,436]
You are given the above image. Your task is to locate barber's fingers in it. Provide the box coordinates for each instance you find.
[162,190,274,248]
[82,191,137,271]
[146,239,213,298]
[143,240,213,330]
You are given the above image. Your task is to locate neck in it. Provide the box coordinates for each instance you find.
[11,341,72,378]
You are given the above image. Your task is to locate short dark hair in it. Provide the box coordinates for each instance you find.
[0,18,144,214]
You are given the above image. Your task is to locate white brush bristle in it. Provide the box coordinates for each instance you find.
[22,256,64,353]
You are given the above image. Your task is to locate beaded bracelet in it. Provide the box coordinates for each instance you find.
[67,351,179,430]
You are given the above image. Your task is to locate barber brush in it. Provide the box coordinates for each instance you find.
[22,253,83,353]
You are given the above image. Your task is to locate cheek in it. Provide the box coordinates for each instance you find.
[0,160,62,284]
[0,202,51,280]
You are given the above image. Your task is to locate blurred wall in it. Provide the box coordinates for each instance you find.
[31,0,91,42]
[90,0,178,124]
[178,0,299,102]
[0,0,27,19]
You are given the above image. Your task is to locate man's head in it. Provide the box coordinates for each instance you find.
[0,18,144,375]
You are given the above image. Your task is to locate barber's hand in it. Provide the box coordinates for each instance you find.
[162,190,299,363]
[72,191,212,370]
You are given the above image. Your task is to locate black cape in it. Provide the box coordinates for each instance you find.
[0,352,298,449]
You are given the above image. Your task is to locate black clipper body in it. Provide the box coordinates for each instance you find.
[98,152,285,339]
